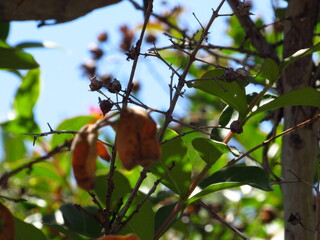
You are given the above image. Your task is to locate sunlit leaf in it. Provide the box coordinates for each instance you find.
[280,42,320,71]
[194,69,248,117]
[120,196,154,240]
[50,115,96,148]
[191,138,230,166]
[15,41,59,49]
[150,129,191,197]
[250,87,320,118]
[256,58,280,82]
[1,130,26,162]
[14,217,46,240]
[94,171,131,208]
[188,166,272,204]
[200,166,272,191]
[13,68,40,118]
[0,47,39,69]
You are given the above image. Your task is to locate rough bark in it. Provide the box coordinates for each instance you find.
[0,0,122,24]
[281,1,320,239]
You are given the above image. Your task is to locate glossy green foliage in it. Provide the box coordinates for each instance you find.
[94,172,131,208]
[14,217,47,240]
[0,47,39,69]
[194,69,248,118]
[60,204,102,238]
[280,42,320,71]
[150,129,191,197]
[50,116,96,148]
[251,87,320,118]
[256,58,280,82]
[120,196,155,240]
[13,69,40,118]
[188,166,272,204]
[191,137,231,166]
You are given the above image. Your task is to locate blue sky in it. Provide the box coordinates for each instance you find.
[0,0,274,132]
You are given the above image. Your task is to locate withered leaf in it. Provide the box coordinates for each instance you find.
[0,202,15,240]
[112,107,161,170]
[71,124,98,190]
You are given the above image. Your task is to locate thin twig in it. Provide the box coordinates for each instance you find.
[105,146,117,232]
[115,162,176,233]
[110,167,149,233]
[154,3,227,238]
[122,0,154,109]
[0,140,72,188]
[198,200,249,240]
[227,114,320,166]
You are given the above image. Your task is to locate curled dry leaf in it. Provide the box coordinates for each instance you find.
[71,124,99,190]
[112,107,161,170]
[98,233,140,240]
[0,202,15,240]
[96,140,111,162]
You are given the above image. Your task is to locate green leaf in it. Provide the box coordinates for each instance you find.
[60,204,102,238]
[0,47,39,69]
[219,106,237,127]
[192,138,230,166]
[121,196,154,240]
[50,116,96,148]
[188,166,272,204]
[0,21,10,41]
[280,42,320,71]
[1,117,40,135]
[200,166,272,191]
[45,224,86,240]
[194,69,248,117]
[250,87,320,117]
[154,202,177,236]
[14,217,47,240]
[1,130,26,162]
[15,41,59,49]
[94,171,131,208]
[256,58,280,82]
[150,129,191,197]
[13,68,40,118]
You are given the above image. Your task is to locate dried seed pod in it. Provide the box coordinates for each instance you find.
[97,31,108,42]
[99,97,113,116]
[90,76,103,91]
[108,79,122,93]
[71,124,98,190]
[112,108,161,170]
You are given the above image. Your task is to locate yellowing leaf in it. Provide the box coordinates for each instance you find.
[112,108,161,170]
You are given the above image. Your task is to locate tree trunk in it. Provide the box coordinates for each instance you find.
[281,1,320,239]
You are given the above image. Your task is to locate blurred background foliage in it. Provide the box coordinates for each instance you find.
[1,0,319,239]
